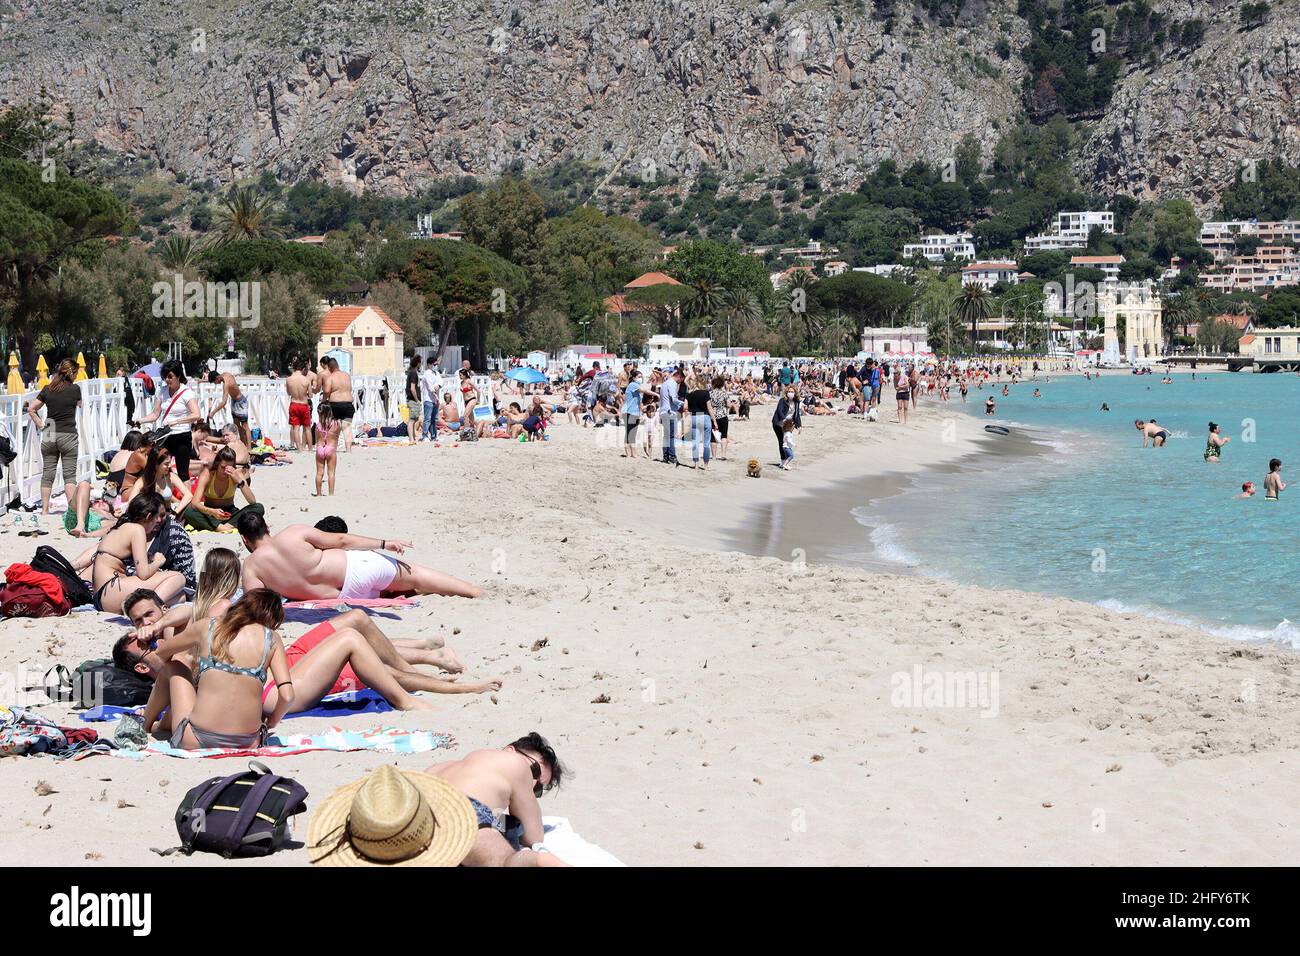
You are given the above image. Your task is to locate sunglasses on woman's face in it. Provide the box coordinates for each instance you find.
[522,753,545,798]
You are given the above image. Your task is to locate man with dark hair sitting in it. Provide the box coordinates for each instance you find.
[425,733,570,867]
[237,511,481,601]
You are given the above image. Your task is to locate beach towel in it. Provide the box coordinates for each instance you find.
[81,690,394,725]
[111,726,454,760]
[539,817,626,867]
[283,597,418,610]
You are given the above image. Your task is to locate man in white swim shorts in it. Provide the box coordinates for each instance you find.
[237,511,483,601]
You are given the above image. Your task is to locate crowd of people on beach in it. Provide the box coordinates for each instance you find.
[6,347,1091,866]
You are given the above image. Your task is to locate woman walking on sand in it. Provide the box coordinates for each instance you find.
[893,364,910,424]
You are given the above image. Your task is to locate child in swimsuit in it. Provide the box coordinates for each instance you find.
[315,401,340,496]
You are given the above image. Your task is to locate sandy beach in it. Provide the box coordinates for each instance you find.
[2,392,1298,867]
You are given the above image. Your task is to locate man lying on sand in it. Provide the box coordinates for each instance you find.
[236,511,482,601]
[425,733,570,867]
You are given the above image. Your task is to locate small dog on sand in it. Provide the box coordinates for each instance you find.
[747,458,762,478]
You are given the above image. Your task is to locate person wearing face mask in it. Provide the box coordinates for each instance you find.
[772,386,802,470]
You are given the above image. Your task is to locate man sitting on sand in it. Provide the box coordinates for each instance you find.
[425,732,569,867]
[236,511,483,601]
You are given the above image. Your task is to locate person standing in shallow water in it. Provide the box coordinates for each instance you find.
[1203,422,1230,462]
[1265,459,1285,501]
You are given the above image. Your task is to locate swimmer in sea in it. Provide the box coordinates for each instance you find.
[1203,422,1230,462]
[1032,388,1041,398]
[1100,403,1110,412]
[1265,459,1285,500]
[1136,419,1169,447]
[1001,385,1010,397]
[1237,481,1256,499]
[984,396,996,416]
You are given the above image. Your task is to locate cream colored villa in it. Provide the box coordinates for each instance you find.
[317,305,405,376]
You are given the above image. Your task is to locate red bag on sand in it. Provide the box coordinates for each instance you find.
[1,580,69,618]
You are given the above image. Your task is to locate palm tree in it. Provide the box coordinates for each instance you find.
[952,283,992,352]
[723,287,762,350]
[781,269,820,352]
[1161,290,1199,347]
[156,235,202,270]
[214,185,281,243]
[683,279,728,335]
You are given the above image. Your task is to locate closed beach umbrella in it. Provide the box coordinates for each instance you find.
[504,366,547,385]
[75,352,88,381]
[36,355,50,390]
[5,352,23,395]
[98,354,108,379]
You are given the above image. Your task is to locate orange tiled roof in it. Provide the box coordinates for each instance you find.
[624,271,682,289]
[1069,255,1124,264]
[1239,334,1256,345]
[320,305,403,336]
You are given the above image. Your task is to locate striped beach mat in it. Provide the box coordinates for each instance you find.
[111,727,455,760]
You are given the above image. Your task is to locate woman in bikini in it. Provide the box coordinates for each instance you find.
[139,547,243,735]
[182,447,263,532]
[72,492,186,613]
[161,588,294,750]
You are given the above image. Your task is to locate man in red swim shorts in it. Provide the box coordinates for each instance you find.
[260,609,502,714]
[285,359,314,451]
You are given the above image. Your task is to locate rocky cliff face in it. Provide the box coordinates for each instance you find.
[1083,1,1300,211]
[1,0,1296,212]
[0,0,1028,193]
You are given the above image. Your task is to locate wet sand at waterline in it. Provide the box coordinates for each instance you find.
[2,396,1298,865]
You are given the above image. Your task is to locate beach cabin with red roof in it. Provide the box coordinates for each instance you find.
[603,271,684,317]
[317,304,404,376]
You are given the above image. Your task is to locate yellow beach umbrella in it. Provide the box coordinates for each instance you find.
[75,352,88,381]
[98,354,108,379]
[35,355,49,390]
[6,352,23,395]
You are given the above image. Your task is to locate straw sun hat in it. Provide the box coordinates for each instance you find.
[307,764,477,867]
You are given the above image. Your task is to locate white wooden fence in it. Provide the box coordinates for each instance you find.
[1,373,403,506]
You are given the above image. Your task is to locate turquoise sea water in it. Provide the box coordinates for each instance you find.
[858,372,1300,645]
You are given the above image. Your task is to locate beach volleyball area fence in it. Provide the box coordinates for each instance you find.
[0,373,402,506]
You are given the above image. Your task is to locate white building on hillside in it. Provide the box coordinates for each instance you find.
[1024,210,1115,252]
[1199,219,1300,262]
[961,261,1021,290]
[902,232,976,262]
[852,264,913,279]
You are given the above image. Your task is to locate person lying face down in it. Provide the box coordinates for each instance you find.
[236,510,483,602]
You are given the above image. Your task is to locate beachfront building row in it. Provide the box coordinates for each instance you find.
[1240,328,1300,370]
[1199,219,1300,262]
[1023,210,1116,252]
[860,326,930,355]
[902,232,976,262]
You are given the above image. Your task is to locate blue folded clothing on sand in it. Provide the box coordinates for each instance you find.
[80,689,395,724]
[287,689,394,719]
